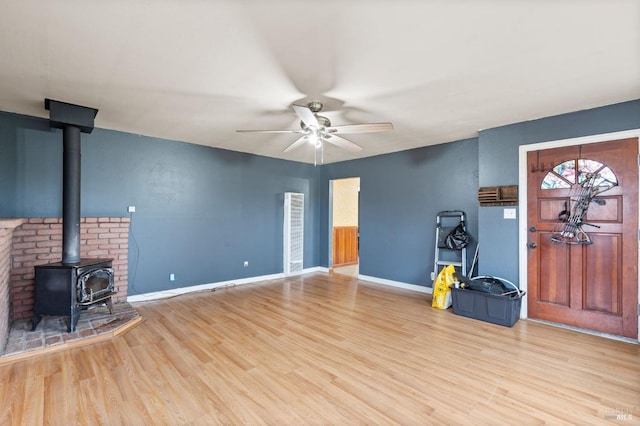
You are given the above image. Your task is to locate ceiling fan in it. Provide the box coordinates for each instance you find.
[236,101,393,164]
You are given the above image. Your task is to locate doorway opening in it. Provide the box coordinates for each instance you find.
[329,177,360,277]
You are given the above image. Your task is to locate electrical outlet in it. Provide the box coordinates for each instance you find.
[243,261,249,267]
[169,273,175,281]
[128,205,136,213]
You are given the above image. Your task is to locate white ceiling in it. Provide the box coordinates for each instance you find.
[1,1,638,164]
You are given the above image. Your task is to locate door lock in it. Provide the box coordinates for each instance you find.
[528,242,538,249]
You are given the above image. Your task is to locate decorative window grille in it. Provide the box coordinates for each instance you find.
[541,158,617,189]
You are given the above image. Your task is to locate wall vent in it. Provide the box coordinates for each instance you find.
[284,192,304,275]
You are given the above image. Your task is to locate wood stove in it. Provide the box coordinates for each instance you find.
[30,99,117,333]
[33,259,115,332]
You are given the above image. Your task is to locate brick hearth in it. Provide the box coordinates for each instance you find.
[1,301,140,363]
[0,217,131,355]
[9,217,130,323]
[0,219,24,355]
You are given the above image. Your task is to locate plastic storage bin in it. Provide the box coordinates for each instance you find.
[451,286,523,327]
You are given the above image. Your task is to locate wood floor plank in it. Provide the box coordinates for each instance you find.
[0,272,638,425]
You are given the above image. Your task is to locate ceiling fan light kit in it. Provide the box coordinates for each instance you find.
[236,101,394,164]
[308,131,321,147]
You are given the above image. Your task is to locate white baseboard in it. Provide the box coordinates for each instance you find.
[127,267,328,303]
[283,266,328,276]
[358,274,432,294]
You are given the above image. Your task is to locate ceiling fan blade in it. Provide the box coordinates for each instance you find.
[283,135,309,153]
[292,104,320,128]
[326,122,394,134]
[323,134,363,152]
[236,129,304,134]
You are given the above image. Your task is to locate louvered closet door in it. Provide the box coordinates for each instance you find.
[284,192,304,275]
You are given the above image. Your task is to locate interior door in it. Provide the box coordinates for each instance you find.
[527,138,638,338]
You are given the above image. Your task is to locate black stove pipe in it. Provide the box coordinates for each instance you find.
[44,99,98,264]
[62,125,82,264]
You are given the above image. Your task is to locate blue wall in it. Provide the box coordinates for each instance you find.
[0,111,319,295]
[477,99,640,283]
[320,138,479,286]
[2,99,638,295]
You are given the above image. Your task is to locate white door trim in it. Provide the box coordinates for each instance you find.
[328,180,334,269]
[328,177,361,271]
[518,128,640,341]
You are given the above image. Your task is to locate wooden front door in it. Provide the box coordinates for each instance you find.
[527,138,638,338]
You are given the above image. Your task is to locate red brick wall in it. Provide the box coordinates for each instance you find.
[9,218,130,321]
[1,220,24,350]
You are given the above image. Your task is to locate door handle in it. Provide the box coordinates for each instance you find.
[528,242,537,249]
[529,226,537,233]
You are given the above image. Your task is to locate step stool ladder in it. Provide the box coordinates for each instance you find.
[432,210,468,284]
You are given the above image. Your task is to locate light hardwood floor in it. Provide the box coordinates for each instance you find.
[1,272,638,425]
